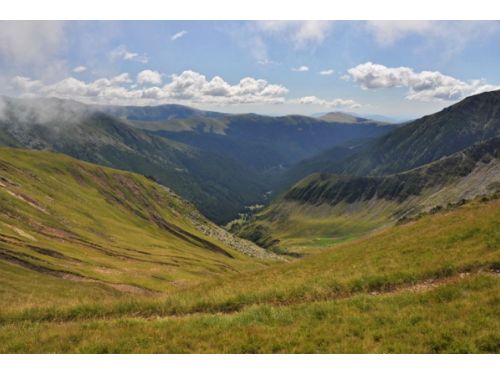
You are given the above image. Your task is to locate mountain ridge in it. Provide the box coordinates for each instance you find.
[341,90,500,176]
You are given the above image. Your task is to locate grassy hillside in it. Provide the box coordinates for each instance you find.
[233,137,500,252]
[0,197,498,353]
[0,96,266,223]
[288,90,500,181]
[0,147,274,312]
[341,90,500,176]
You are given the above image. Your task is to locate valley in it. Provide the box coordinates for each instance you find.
[0,89,499,353]
[235,136,500,253]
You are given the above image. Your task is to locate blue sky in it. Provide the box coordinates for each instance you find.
[1,20,499,119]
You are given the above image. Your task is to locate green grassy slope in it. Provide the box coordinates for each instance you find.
[0,147,273,312]
[233,137,500,252]
[1,197,498,353]
[342,90,500,176]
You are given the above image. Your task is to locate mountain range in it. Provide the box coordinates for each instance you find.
[122,110,396,172]
[0,97,397,222]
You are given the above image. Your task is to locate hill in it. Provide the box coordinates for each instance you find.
[1,196,498,352]
[271,89,500,194]
[233,137,500,253]
[0,147,274,311]
[342,90,500,176]
[0,97,266,223]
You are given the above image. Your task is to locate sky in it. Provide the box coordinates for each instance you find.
[0,20,499,119]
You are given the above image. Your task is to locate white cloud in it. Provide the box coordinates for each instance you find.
[256,58,279,66]
[255,21,332,49]
[73,66,87,73]
[291,95,360,109]
[137,70,162,85]
[171,30,188,41]
[0,21,65,65]
[11,76,43,92]
[163,70,288,104]
[365,21,500,59]
[111,73,132,84]
[347,62,500,101]
[366,21,435,47]
[291,65,309,72]
[319,69,335,76]
[233,21,333,64]
[11,70,289,106]
[110,45,148,64]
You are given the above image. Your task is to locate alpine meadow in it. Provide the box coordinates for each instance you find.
[0,19,499,354]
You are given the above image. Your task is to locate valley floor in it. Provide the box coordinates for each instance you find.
[1,197,498,353]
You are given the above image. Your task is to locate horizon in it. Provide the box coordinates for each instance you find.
[4,87,500,124]
[1,21,499,119]
[0,92,414,122]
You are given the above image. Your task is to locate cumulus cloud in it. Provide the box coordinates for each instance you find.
[110,45,148,64]
[291,95,361,109]
[162,70,288,104]
[11,70,289,106]
[73,66,87,73]
[11,76,44,92]
[347,62,500,101]
[171,30,188,41]
[110,73,132,84]
[319,69,335,76]
[137,70,162,85]
[291,65,309,72]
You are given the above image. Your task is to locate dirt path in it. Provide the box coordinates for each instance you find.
[2,269,497,324]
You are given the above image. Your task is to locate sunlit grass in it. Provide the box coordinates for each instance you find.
[0,274,497,353]
[0,197,498,353]
[0,147,268,311]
